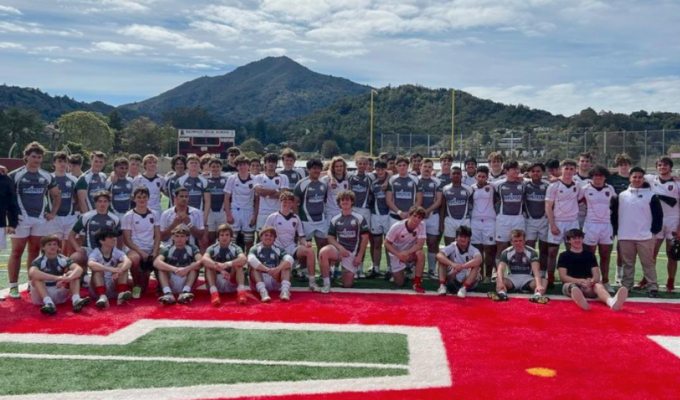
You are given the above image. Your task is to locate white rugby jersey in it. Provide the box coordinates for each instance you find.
[385,219,426,252]
[159,206,204,246]
[254,173,289,216]
[264,211,304,249]
[645,174,680,218]
[320,175,350,217]
[133,174,166,212]
[89,247,127,279]
[573,173,592,220]
[462,174,477,187]
[470,183,497,220]
[224,174,256,211]
[122,209,160,252]
[441,242,481,264]
[578,183,617,224]
[487,171,507,184]
[545,180,580,222]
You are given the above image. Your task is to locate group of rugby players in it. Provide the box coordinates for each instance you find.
[1,140,675,315]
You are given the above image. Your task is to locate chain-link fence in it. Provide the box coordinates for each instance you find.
[376,129,680,169]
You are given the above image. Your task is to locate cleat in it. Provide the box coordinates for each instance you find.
[210,292,221,307]
[437,284,447,296]
[413,283,425,294]
[648,290,659,299]
[634,277,648,290]
[95,295,109,309]
[570,287,590,311]
[178,292,194,304]
[158,293,176,305]
[384,270,393,281]
[457,286,467,299]
[530,294,550,305]
[40,302,57,315]
[117,291,132,305]
[308,282,318,292]
[603,283,615,295]
[667,279,675,293]
[487,291,509,301]
[259,289,271,303]
[73,297,90,312]
[132,286,142,299]
[321,285,331,294]
[280,288,291,301]
[611,287,628,311]
[9,287,20,299]
[237,290,248,305]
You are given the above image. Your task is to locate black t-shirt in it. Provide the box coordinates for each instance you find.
[557,250,598,279]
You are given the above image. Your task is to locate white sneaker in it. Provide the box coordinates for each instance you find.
[457,286,467,299]
[615,267,623,285]
[437,284,447,296]
[259,289,271,303]
[570,286,590,311]
[308,282,318,292]
[321,285,331,294]
[96,294,109,309]
[610,287,628,311]
[280,288,291,301]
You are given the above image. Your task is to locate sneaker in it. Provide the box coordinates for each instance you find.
[40,302,57,315]
[648,290,659,299]
[610,287,628,311]
[667,279,675,293]
[487,291,508,301]
[237,290,248,305]
[570,287,590,311]
[73,297,90,312]
[355,270,364,279]
[95,295,109,309]
[457,286,467,299]
[603,283,615,295]
[530,293,550,305]
[482,277,492,284]
[634,277,648,290]
[280,288,291,301]
[413,283,425,294]
[158,293,176,305]
[178,291,194,304]
[437,284,447,296]
[9,287,20,299]
[321,285,331,294]
[308,282,318,292]
[132,286,142,299]
[117,291,132,305]
[384,270,393,281]
[615,267,623,286]
[210,292,221,307]
[259,289,271,303]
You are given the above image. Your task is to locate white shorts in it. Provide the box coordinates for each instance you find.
[328,246,359,274]
[214,273,238,294]
[0,229,6,251]
[89,276,123,299]
[444,217,470,238]
[169,272,191,295]
[584,222,614,246]
[303,219,329,240]
[370,214,392,235]
[256,212,273,231]
[506,274,535,291]
[352,207,372,230]
[547,220,580,245]
[232,208,255,232]
[471,218,495,245]
[657,216,679,240]
[30,283,70,305]
[12,216,52,239]
[284,243,301,259]
[388,253,417,274]
[495,215,525,242]
[447,266,476,284]
[207,210,227,232]
[424,213,441,236]
[50,215,78,240]
[250,273,282,292]
[525,218,548,242]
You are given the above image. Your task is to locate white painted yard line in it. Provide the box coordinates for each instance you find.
[649,335,680,361]
[0,353,408,370]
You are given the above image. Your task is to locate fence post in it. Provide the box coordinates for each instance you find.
[603,129,607,157]
[644,130,648,168]
[397,134,400,155]
[427,134,430,157]
[623,131,626,154]
[663,129,666,156]
[584,130,587,153]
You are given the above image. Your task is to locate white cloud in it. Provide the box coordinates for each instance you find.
[189,21,240,41]
[318,48,368,58]
[118,24,215,50]
[0,41,25,49]
[42,57,71,64]
[0,5,21,15]
[173,63,219,70]
[0,21,83,37]
[92,41,151,54]
[294,56,316,64]
[256,47,287,56]
[634,57,667,67]
[67,0,154,13]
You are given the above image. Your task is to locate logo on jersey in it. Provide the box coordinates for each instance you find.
[274,179,280,185]
[429,182,435,188]
[460,190,467,196]
[573,187,577,192]
[485,187,490,192]
[670,185,674,191]
[605,191,610,197]
[66,181,73,188]
[157,182,161,188]
[516,185,522,190]
[350,219,357,226]
[38,178,46,184]
[407,182,413,188]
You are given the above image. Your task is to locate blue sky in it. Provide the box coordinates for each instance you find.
[0,0,678,116]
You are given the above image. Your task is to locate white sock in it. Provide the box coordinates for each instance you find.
[209,286,218,294]
[606,298,615,307]
[323,277,331,287]
[281,280,291,290]
[308,276,316,285]
[10,282,18,288]
[71,294,80,304]
[182,285,191,293]
[163,286,172,295]
[237,285,246,291]
[498,291,506,295]
[43,296,53,305]
[256,282,266,292]
[534,291,541,297]
[428,253,436,273]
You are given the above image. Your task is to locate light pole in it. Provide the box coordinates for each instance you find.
[451,89,455,156]
[370,89,378,157]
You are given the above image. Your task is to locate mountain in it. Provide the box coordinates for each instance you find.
[119,56,372,124]
[0,85,116,122]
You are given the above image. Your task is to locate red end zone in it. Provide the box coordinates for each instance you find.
[2,291,680,400]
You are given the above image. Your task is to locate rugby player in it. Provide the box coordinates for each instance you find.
[470,166,497,283]
[177,155,210,245]
[386,156,422,226]
[524,162,550,275]
[368,160,390,277]
[321,156,350,221]
[558,229,628,311]
[319,190,370,290]
[384,206,427,292]
[606,153,632,286]
[68,154,84,177]
[463,157,478,186]
[248,226,294,302]
[50,152,79,255]
[436,226,482,298]
[487,152,506,183]
[574,153,593,227]
[76,151,107,212]
[348,155,373,277]
[160,187,205,247]
[205,158,229,245]
[419,159,443,276]
[278,148,306,190]
[442,167,472,246]
[294,158,329,259]
[0,170,17,268]
[165,155,187,208]
[493,160,526,265]
[545,158,561,179]
[436,152,453,187]
[88,228,132,308]
[249,157,261,176]
[202,223,248,306]
[132,154,166,217]
[28,234,89,315]
[254,153,289,231]
[410,153,423,176]
[106,157,134,249]
[154,225,203,305]
[127,154,142,179]
[223,147,240,174]
[224,155,257,253]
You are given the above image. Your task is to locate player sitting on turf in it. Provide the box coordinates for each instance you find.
[153,225,203,305]
[319,190,370,290]
[436,225,483,298]
[558,229,628,311]
[87,228,132,308]
[202,223,248,306]
[247,226,294,302]
[28,234,90,315]
[489,229,550,304]
[384,206,427,292]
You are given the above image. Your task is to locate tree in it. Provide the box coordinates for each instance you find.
[162,107,215,129]
[159,125,178,156]
[321,140,340,158]
[240,138,264,154]
[108,110,124,153]
[123,117,161,155]
[58,111,113,154]
[0,108,45,156]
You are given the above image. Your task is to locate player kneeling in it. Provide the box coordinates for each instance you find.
[558,229,628,311]
[247,226,294,302]
[28,235,90,315]
[202,223,248,306]
[489,229,550,304]
[436,226,482,298]
[153,225,202,305]
[384,206,427,293]
[87,228,132,308]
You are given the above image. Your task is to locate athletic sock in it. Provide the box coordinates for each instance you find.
[71,294,81,305]
[256,282,266,292]
[427,253,436,273]
[182,285,191,293]
[308,276,316,285]
[498,291,507,296]
[606,298,615,308]
[463,282,471,289]
[43,296,53,305]
[439,279,446,285]
[534,291,542,297]
[9,282,18,288]
[323,277,330,287]
[237,285,246,292]
[281,280,291,291]
[95,286,106,296]
[117,284,128,293]
[414,276,422,286]
[209,285,218,294]
[163,286,172,295]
